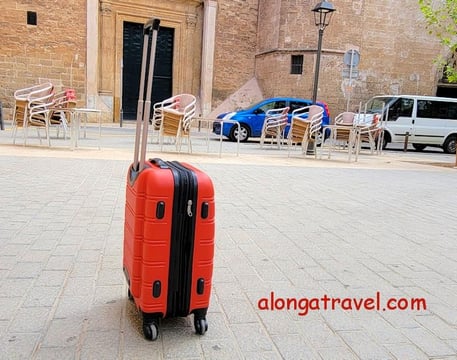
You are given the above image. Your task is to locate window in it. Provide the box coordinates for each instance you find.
[27,11,37,26]
[417,100,457,120]
[387,98,413,121]
[291,55,303,75]
[289,101,310,112]
[257,101,287,115]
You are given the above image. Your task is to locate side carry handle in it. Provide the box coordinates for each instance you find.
[150,158,169,169]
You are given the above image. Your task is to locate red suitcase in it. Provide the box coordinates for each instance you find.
[122,18,215,341]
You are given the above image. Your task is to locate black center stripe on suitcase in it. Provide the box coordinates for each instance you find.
[166,161,198,318]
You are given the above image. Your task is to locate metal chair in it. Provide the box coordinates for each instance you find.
[287,105,324,158]
[158,94,197,153]
[12,82,53,144]
[321,111,359,161]
[259,107,289,149]
[49,90,77,139]
[23,91,55,146]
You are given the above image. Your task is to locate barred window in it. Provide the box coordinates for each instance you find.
[291,55,303,74]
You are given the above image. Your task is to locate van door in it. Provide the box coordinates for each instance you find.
[412,99,450,145]
[385,97,414,143]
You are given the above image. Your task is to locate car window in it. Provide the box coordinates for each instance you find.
[257,101,287,114]
[289,101,309,113]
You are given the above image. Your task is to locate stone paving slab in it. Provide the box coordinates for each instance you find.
[0,135,456,359]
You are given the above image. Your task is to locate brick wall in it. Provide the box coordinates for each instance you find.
[0,0,446,121]
[251,0,443,115]
[0,1,86,117]
[212,0,259,108]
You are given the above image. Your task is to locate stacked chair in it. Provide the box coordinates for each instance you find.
[287,105,324,158]
[12,82,78,146]
[259,107,289,149]
[154,94,197,153]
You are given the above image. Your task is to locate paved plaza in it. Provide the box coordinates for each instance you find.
[0,123,457,359]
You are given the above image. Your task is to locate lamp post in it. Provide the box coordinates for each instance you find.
[311,1,335,104]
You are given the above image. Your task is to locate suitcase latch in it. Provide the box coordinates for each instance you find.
[187,200,193,217]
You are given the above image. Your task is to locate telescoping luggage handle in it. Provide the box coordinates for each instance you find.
[133,18,160,173]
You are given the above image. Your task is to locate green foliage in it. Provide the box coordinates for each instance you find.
[419,0,457,83]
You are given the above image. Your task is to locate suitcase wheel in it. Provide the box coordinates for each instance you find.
[143,322,159,341]
[194,317,208,336]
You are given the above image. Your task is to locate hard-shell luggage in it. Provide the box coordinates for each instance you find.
[122,18,215,341]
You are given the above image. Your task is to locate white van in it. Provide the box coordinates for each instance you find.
[363,95,457,153]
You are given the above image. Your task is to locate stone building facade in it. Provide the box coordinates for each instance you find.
[0,0,453,122]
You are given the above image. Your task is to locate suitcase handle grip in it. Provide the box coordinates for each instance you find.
[144,18,160,33]
[150,158,169,169]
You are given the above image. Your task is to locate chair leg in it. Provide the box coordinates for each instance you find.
[302,137,309,156]
[37,128,42,145]
[46,121,51,147]
[12,124,17,144]
[24,123,28,146]
[188,136,192,154]
[160,132,164,152]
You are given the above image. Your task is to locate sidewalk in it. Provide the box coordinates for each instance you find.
[0,125,456,359]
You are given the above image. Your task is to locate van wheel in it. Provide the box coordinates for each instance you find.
[412,143,426,151]
[377,131,389,150]
[443,135,456,154]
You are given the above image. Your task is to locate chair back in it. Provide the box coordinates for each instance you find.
[14,82,53,101]
[308,105,324,137]
[335,111,355,125]
[289,105,323,142]
[288,116,310,143]
[262,107,289,135]
[159,94,197,136]
[13,83,54,128]
[28,92,55,127]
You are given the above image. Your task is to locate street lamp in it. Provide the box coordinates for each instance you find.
[311,1,335,104]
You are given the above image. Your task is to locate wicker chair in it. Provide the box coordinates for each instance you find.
[321,111,359,161]
[158,94,197,153]
[287,105,324,158]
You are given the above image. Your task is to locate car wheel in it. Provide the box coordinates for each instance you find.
[443,135,456,154]
[229,124,250,142]
[412,143,427,151]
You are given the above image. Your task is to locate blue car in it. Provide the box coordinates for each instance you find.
[213,97,331,142]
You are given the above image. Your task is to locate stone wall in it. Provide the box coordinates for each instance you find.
[0,1,86,117]
[251,0,443,116]
[211,0,259,108]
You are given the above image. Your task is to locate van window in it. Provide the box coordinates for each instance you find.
[417,100,457,120]
[387,98,413,121]
[366,97,393,113]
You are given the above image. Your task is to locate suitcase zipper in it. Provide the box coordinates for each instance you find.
[165,161,197,317]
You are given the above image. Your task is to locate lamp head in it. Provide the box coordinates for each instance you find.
[312,1,335,30]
